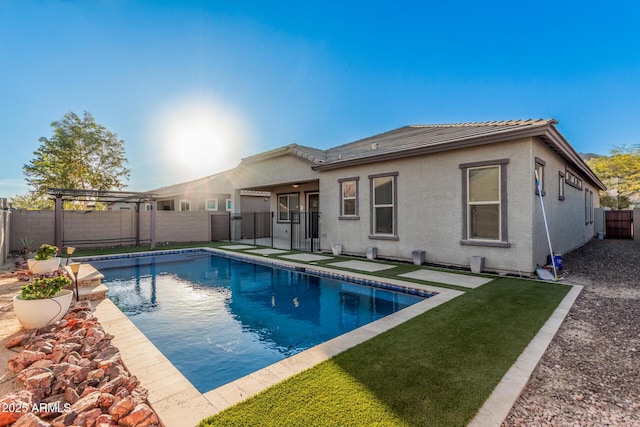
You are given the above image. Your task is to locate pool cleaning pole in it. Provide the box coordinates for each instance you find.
[535,170,558,281]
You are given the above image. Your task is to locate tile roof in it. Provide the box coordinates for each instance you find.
[323,119,556,164]
[310,118,604,190]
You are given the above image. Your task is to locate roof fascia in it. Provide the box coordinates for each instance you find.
[240,144,320,166]
[540,127,606,190]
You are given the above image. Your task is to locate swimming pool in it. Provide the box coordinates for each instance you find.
[90,250,429,392]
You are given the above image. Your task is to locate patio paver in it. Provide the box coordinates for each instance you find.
[219,245,257,250]
[398,269,493,289]
[279,253,333,262]
[245,248,290,256]
[327,260,396,272]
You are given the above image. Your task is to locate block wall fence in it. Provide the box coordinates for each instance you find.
[8,210,223,252]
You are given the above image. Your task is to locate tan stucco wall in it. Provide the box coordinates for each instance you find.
[157,192,230,212]
[314,137,600,273]
[318,139,537,272]
[233,155,320,190]
[530,140,600,268]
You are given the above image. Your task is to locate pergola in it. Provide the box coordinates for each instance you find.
[47,188,158,250]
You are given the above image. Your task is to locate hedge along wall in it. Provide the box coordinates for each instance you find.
[9,210,212,252]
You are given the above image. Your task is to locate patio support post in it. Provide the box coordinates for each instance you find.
[150,200,157,250]
[54,194,63,249]
[135,202,141,247]
[230,189,242,241]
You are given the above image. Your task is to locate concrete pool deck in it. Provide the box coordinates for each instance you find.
[0,252,582,427]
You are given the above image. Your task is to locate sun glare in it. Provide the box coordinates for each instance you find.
[154,95,252,180]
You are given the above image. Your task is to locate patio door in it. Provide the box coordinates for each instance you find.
[307,192,319,239]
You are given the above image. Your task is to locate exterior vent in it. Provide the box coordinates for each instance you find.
[371,143,378,150]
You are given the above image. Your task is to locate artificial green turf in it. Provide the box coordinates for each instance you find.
[73,243,569,425]
[199,278,570,427]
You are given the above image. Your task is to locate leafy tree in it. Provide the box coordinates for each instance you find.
[21,111,130,209]
[10,192,54,210]
[587,145,640,209]
[599,193,630,210]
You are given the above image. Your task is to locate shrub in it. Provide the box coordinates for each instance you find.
[19,275,72,300]
[34,244,59,261]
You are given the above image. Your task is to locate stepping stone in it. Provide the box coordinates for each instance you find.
[246,249,289,256]
[279,254,333,262]
[220,245,257,250]
[398,270,492,289]
[327,260,396,272]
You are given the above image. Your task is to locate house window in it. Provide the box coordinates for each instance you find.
[179,200,191,211]
[558,172,565,201]
[369,172,398,239]
[460,159,509,247]
[278,193,299,222]
[585,189,594,224]
[565,169,583,190]
[339,177,359,219]
[585,190,589,224]
[226,199,232,211]
[535,157,545,196]
[144,203,153,211]
[205,199,218,211]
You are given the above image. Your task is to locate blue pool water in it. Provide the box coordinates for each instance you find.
[90,250,427,392]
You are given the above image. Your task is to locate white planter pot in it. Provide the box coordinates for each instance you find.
[331,244,343,256]
[470,256,485,274]
[28,257,61,275]
[13,289,73,329]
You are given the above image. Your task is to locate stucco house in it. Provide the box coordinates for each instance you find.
[225,119,605,274]
[149,171,269,213]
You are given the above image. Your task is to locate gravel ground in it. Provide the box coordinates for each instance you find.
[503,238,640,426]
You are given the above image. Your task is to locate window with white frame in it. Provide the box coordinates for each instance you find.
[339,177,359,218]
[535,158,545,196]
[205,199,218,211]
[558,172,565,200]
[278,193,299,222]
[226,199,232,211]
[179,200,191,211]
[460,159,509,246]
[369,172,397,238]
[590,190,594,223]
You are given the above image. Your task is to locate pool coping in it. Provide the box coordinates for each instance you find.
[86,248,465,426]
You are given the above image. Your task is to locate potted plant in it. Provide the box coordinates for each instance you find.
[19,237,33,260]
[27,244,61,274]
[12,275,73,329]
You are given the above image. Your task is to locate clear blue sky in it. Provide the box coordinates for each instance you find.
[1,0,639,197]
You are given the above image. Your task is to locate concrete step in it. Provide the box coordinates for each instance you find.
[66,283,109,302]
[63,263,108,301]
[63,263,105,288]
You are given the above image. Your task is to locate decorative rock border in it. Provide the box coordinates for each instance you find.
[0,301,160,427]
